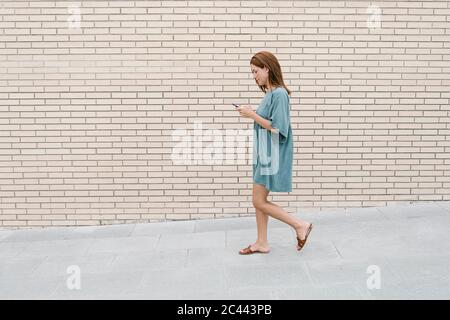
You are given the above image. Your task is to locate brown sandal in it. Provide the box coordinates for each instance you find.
[296,223,313,251]
[239,245,270,255]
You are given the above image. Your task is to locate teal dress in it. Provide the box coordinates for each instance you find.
[252,87,293,192]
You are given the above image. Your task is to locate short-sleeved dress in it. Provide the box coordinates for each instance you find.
[252,87,293,192]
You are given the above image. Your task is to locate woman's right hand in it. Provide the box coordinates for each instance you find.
[236,105,255,119]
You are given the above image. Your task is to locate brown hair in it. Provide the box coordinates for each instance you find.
[250,51,291,96]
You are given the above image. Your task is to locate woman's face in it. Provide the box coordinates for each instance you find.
[250,64,269,88]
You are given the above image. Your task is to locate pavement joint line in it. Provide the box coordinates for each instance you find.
[435,201,450,214]
[331,240,343,259]
[184,249,190,268]
[224,229,228,248]
[193,220,198,233]
[303,260,315,287]
[154,233,162,250]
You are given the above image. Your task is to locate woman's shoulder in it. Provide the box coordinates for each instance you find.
[270,87,290,105]
[271,87,289,98]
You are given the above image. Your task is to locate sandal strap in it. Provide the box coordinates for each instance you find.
[297,224,313,249]
[241,245,253,254]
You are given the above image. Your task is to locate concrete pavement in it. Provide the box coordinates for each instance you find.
[1,201,450,299]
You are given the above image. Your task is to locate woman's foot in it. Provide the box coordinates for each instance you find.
[295,222,312,250]
[295,222,312,249]
[239,242,270,255]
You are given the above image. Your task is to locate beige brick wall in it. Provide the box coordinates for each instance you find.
[0,1,449,228]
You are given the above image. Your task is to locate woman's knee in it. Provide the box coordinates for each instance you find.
[252,183,269,210]
[252,197,267,211]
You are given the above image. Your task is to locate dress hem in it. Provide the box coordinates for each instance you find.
[253,181,292,193]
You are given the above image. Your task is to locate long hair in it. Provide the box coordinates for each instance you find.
[250,51,291,96]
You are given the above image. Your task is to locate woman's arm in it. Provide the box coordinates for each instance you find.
[237,105,279,134]
[250,112,279,135]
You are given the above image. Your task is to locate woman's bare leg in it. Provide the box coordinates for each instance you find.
[239,184,270,253]
[252,183,311,242]
[255,207,269,245]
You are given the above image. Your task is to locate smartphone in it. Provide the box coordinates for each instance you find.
[232,103,240,108]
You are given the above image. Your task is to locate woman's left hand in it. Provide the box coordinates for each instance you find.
[236,105,255,119]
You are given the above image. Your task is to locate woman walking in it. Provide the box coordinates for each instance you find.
[236,51,313,255]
